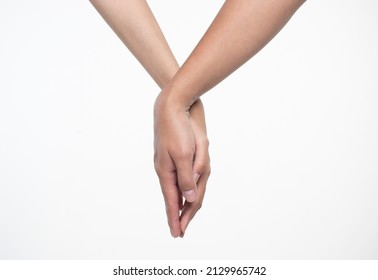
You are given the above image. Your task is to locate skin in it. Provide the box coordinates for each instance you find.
[89,0,210,237]
[154,0,306,228]
[158,0,307,106]
[90,0,306,238]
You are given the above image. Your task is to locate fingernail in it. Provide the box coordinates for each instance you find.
[170,228,178,238]
[183,190,196,202]
[194,172,200,184]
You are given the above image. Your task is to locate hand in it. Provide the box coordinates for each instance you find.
[154,93,210,238]
[181,98,210,236]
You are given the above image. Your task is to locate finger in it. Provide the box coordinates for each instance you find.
[178,188,184,211]
[188,99,208,145]
[159,172,182,238]
[180,169,210,234]
[192,140,210,181]
[188,100,210,180]
[174,153,197,203]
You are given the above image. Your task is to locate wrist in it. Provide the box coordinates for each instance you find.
[156,82,197,113]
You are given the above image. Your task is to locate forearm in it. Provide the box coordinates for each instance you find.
[89,0,178,88]
[163,0,306,108]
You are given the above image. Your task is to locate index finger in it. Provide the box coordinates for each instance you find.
[157,170,182,238]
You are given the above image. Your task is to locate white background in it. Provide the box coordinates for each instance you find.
[0,0,377,259]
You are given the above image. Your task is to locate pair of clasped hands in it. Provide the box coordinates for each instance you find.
[90,0,305,237]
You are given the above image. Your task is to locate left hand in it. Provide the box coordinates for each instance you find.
[154,93,210,237]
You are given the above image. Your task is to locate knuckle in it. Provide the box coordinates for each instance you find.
[201,138,210,148]
[176,150,193,161]
[193,154,211,174]
[153,152,160,168]
[154,164,164,177]
[196,201,203,211]
[194,161,206,173]
[200,165,211,178]
[206,166,211,176]
[173,145,194,161]
[179,179,194,191]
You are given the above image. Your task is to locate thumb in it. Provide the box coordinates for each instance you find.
[175,155,197,203]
